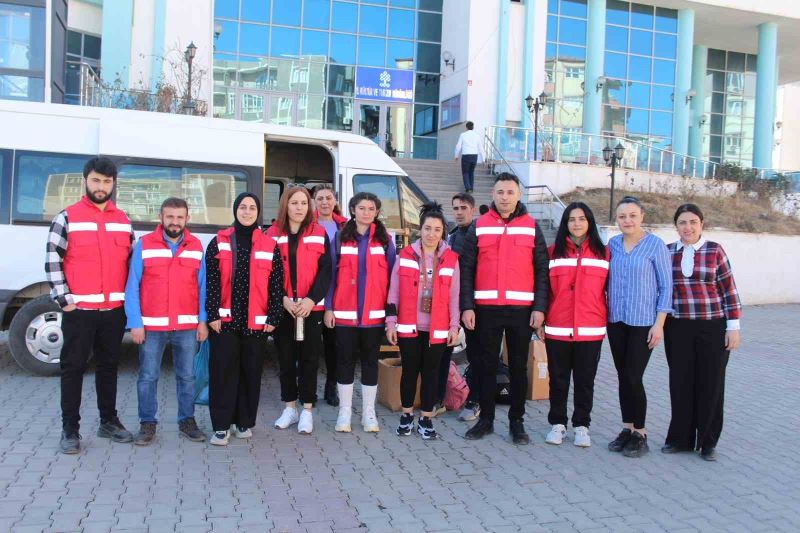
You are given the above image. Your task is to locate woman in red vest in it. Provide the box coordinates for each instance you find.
[268,187,331,435]
[312,184,347,406]
[386,202,460,440]
[325,192,396,433]
[544,202,609,448]
[205,193,284,446]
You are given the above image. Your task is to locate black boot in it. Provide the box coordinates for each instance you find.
[509,419,530,445]
[324,380,339,407]
[464,418,494,440]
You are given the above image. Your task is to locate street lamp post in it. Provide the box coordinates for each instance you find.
[183,42,197,115]
[525,91,548,161]
[602,142,626,223]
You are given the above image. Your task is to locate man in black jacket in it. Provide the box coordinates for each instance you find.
[459,174,549,445]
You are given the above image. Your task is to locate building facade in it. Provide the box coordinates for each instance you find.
[438,0,800,170]
[9,0,799,170]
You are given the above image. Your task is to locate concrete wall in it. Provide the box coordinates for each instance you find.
[67,0,102,35]
[522,161,739,197]
[774,82,800,170]
[603,226,800,305]
[439,0,500,159]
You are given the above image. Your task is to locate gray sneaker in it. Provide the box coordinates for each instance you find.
[97,416,133,443]
[59,430,81,455]
[458,401,481,421]
[134,422,157,446]
[179,417,206,442]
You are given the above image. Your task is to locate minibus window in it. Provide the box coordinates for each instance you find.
[117,164,247,226]
[399,176,425,242]
[263,181,282,225]
[12,152,89,222]
[353,174,402,231]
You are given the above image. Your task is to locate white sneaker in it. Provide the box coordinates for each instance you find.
[298,409,313,434]
[545,424,567,445]
[458,401,481,422]
[274,406,299,429]
[574,426,591,447]
[209,430,229,446]
[231,425,252,439]
[361,385,380,433]
[335,383,353,432]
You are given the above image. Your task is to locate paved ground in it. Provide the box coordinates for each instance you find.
[0,305,798,533]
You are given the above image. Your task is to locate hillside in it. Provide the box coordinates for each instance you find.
[561,188,800,235]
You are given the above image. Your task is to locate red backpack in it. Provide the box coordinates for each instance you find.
[443,361,470,411]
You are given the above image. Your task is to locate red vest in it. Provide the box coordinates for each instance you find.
[215,227,274,330]
[474,207,537,306]
[396,245,458,344]
[139,227,204,331]
[63,196,131,310]
[545,241,609,342]
[332,224,389,326]
[266,223,327,311]
[314,210,348,229]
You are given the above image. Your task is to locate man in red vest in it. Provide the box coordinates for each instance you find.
[45,157,134,454]
[459,173,550,445]
[124,197,208,446]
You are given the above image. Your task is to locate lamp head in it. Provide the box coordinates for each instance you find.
[525,94,535,112]
[614,142,625,160]
[602,145,612,163]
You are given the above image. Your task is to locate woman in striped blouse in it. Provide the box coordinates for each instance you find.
[662,204,741,461]
[606,196,673,458]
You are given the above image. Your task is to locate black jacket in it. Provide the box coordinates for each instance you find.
[458,202,550,313]
[447,220,475,256]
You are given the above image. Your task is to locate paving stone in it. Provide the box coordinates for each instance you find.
[0,305,797,531]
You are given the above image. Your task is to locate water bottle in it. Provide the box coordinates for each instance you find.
[294,299,305,341]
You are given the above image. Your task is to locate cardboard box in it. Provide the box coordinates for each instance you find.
[501,335,549,401]
[377,357,421,412]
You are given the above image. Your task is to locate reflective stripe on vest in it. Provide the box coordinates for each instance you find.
[396,323,416,333]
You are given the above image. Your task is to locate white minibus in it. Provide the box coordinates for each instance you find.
[0,100,434,375]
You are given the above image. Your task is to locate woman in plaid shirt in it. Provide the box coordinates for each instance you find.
[663,203,742,461]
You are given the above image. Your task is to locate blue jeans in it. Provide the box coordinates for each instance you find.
[137,329,197,424]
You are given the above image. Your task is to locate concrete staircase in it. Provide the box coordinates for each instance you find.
[393,158,496,210]
[394,157,560,243]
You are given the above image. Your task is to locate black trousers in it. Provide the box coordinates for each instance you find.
[322,324,337,385]
[208,331,267,431]
[335,326,382,386]
[437,346,452,404]
[664,318,729,450]
[275,311,323,404]
[60,307,126,431]
[607,322,653,429]
[399,332,445,412]
[460,154,478,190]
[462,325,481,402]
[476,307,531,422]
[545,339,602,428]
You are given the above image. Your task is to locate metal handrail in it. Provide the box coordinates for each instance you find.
[483,133,521,177]
[487,125,721,180]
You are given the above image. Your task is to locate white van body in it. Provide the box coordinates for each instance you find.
[0,100,434,375]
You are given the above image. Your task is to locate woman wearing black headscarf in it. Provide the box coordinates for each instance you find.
[205,192,284,445]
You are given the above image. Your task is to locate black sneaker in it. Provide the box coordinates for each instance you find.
[324,381,340,407]
[97,416,133,443]
[509,419,530,445]
[464,418,494,440]
[133,422,156,446]
[59,430,81,455]
[622,431,649,458]
[700,447,717,461]
[661,443,690,454]
[179,417,206,442]
[608,428,632,452]
[396,413,414,436]
[417,416,437,440]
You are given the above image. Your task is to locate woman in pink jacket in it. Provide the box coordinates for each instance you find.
[386,202,461,440]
